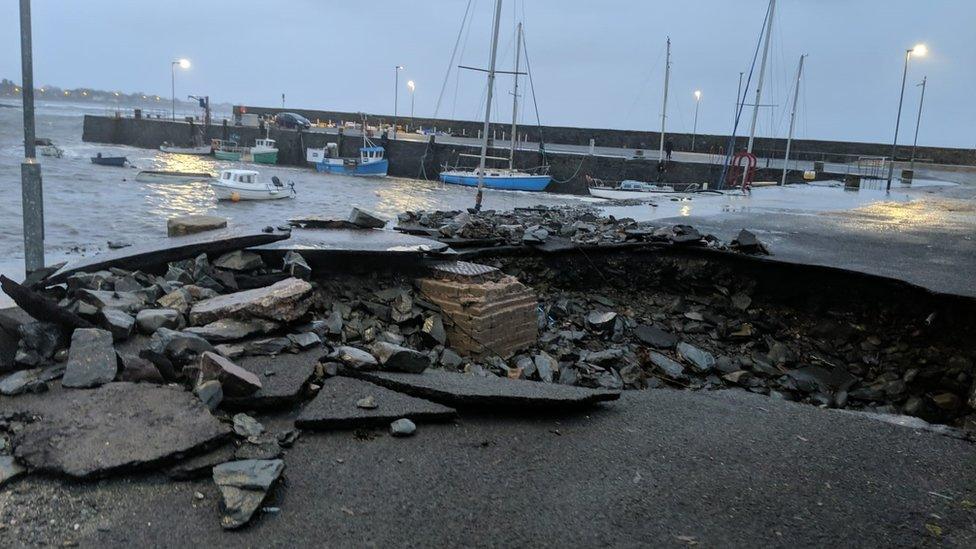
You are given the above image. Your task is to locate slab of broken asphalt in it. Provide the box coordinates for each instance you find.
[4,388,974,547]
[296,376,456,429]
[220,350,319,411]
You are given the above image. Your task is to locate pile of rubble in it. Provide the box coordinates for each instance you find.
[397,205,768,253]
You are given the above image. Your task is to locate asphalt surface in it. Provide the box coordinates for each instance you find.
[655,181,976,297]
[2,389,974,547]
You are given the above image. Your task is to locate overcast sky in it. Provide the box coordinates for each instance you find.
[2,0,974,147]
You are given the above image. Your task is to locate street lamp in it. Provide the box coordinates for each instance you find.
[910,76,927,171]
[886,43,926,190]
[407,80,416,120]
[171,58,190,120]
[692,90,702,152]
[392,65,404,138]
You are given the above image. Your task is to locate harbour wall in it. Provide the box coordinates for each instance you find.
[237,105,976,167]
[82,115,803,194]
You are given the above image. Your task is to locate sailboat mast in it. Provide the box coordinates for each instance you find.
[747,0,775,153]
[474,0,504,211]
[781,54,805,186]
[509,22,523,171]
[658,37,671,161]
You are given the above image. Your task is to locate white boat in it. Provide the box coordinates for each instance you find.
[160,142,212,155]
[35,138,63,158]
[135,170,214,183]
[209,169,295,201]
[588,180,677,199]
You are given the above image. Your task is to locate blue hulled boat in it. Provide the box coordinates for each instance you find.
[439,168,550,191]
[310,145,388,177]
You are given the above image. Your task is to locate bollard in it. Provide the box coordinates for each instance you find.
[589,138,595,155]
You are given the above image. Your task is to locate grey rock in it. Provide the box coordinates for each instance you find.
[731,292,752,311]
[62,328,117,389]
[194,380,223,411]
[584,348,624,366]
[534,351,557,383]
[17,321,63,358]
[356,395,378,409]
[0,368,47,396]
[0,455,27,488]
[189,278,313,325]
[222,351,319,410]
[149,327,214,364]
[213,459,285,529]
[244,336,293,356]
[634,324,678,349]
[371,341,430,373]
[586,311,618,332]
[234,434,284,461]
[648,351,687,380]
[348,207,387,229]
[157,288,192,315]
[13,382,230,478]
[677,342,716,373]
[185,318,279,342]
[135,308,183,334]
[440,348,463,369]
[346,370,620,410]
[165,444,236,480]
[101,308,135,341]
[323,310,344,336]
[335,346,378,370]
[200,351,262,397]
[233,413,265,438]
[287,332,321,351]
[282,251,311,280]
[390,418,417,437]
[213,250,265,272]
[77,289,146,314]
[421,315,447,346]
[118,353,164,384]
[113,275,143,293]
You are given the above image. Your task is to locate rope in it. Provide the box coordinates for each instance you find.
[434,0,473,119]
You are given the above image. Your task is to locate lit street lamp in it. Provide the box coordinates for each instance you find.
[691,90,702,152]
[407,80,416,119]
[171,58,190,120]
[886,43,926,190]
[393,65,404,138]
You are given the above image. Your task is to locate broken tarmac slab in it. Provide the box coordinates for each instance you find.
[44,228,290,285]
[344,370,620,411]
[295,376,456,430]
[213,458,285,530]
[221,350,319,410]
[188,277,312,325]
[251,228,449,259]
[11,382,231,479]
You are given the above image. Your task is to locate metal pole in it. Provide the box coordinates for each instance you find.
[410,88,415,119]
[910,76,926,171]
[658,37,671,161]
[474,0,504,211]
[886,50,911,190]
[781,54,805,186]
[509,22,523,171]
[393,66,400,138]
[747,0,775,153]
[20,0,44,272]
[171,61,176,120]
[692,93,700,152]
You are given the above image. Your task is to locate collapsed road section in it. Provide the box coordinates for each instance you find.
[0,204,974,535]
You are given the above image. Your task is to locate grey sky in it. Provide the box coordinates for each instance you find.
[2,1,973,147]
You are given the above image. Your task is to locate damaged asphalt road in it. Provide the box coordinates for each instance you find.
[1,389,974,547]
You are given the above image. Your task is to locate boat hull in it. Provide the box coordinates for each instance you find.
[209,182,293,201]
[588,187,662,199]
[315,159,388,177]
[91,157,127,167]
[439,172,551,191]
[213,150,241,161]
[214,150,278,164]
[135,171,214,183]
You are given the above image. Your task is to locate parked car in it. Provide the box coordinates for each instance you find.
[275,112,312,129]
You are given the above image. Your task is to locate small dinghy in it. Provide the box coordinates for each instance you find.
[160,142,212,155]
[135,170,215,183]
[209,169,295,201]
[35,138,63,158]
[91,153,128,167]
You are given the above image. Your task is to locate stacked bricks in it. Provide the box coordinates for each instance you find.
[417,275,538,358]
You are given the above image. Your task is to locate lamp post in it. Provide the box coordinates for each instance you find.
[691,90,702,152]
[393,65,404,138]
[910,76,927,171]
[886,43,926,190]
[171,58,190,120]
[19,0,44,272]
[407,80,416,120]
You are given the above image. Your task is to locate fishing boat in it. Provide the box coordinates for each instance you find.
[90,154,128,167]
[209,169,294,201]
[135,170,215,183]
[307,142,388,177]
[35,138,63,158]
[212,138,278,164]
[160,142,212,155]
[439,16,552,198]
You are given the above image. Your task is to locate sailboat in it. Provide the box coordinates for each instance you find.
[439,12,552,195]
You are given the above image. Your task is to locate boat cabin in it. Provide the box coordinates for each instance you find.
[218,169,260,184]
[360,146,385,164]
[255,138,276,149]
